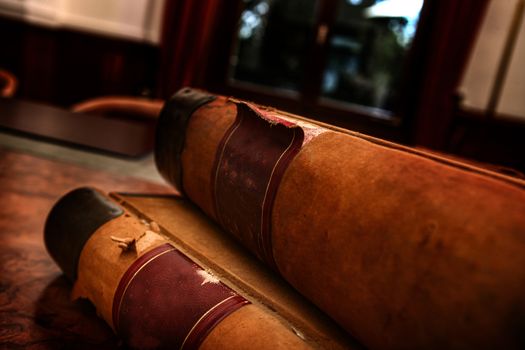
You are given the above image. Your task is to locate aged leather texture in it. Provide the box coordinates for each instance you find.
[113,243,248,349]
[211,103,304,268]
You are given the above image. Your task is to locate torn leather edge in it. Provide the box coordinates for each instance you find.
[44,187,124,281]
[210,102,305,270]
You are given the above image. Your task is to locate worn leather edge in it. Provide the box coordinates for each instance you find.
[154,87,217,193]
[210,103,305,269]
[231,99,525,189]
[44,187,124,281]
[181,295,250,349]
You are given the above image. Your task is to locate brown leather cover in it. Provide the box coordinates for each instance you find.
[155,88,525,349]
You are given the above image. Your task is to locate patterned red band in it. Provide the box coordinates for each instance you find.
[211,103,304,269]
[113,243,249,349]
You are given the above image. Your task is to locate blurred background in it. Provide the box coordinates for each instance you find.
[1,0,524,172]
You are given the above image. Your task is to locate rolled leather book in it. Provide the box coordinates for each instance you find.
[155,88,525,349]
[44,187,313,349]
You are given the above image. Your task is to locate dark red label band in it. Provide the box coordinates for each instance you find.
[211,103,304,269]
[113,243,249,349]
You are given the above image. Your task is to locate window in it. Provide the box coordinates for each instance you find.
[227,0,424,123]
[230,0,317,94]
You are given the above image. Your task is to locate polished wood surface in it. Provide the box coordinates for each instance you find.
[0,148,171,348]
[0,98,156,157]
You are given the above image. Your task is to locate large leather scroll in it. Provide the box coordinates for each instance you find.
[155,88,525,349]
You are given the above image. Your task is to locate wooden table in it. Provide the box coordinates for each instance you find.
[0,98,157,157]
[0,148,173,348]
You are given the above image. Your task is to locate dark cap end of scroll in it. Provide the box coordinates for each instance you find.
[44,187,124,282]
[154,87,216,193]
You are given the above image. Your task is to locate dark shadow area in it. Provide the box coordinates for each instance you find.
[32,275,121,349]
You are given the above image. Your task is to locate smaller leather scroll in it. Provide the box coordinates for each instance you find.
[113,243,249,349]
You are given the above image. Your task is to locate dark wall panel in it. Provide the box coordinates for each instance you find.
[0,16,160,107]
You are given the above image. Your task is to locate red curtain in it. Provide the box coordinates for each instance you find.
[408,0,490,149]
[158,0,225,97]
